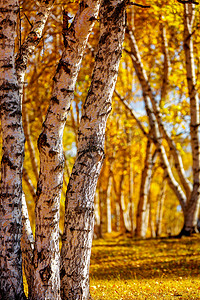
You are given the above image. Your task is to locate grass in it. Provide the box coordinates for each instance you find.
[90,233,200,299]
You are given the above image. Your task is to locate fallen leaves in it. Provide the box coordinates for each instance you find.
[90,235,200,299]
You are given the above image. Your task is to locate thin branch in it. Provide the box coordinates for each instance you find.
[24,12,33,28]
[114,90,148,137]
[128,2,150,8]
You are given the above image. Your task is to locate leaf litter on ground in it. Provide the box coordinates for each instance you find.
[90,233,200,299]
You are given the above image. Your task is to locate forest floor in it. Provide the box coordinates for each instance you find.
[90,233,200,300]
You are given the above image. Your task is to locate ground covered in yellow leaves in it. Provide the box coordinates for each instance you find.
[90,234,200,300]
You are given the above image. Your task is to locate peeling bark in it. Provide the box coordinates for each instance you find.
[32,1,101,299]
[0,0,26,298]
[15,0,55,101]
[60,1,126,298]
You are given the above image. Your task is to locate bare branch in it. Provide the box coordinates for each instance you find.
[128,2,150,8]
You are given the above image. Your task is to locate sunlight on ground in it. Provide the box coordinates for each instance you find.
[90,234,200,299]
[22,234,200,299]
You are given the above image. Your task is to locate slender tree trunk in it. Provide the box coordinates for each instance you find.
[155,175,166,237]
[60,1,126,298]
[127,118,135,236]
[148,195,156,238]
[129,164,135,237]
[106,174,112,233]
[94,191,101,238]
[160,20,170,104]
[99,185,104,238]
[0,1,26,298]
[126,28,188,217]
[118,174,127,233]
[136,140,156,238]
[31,1,101,299]
[21,193,34,295]
[115,202,121,232]
[182,3,200,234]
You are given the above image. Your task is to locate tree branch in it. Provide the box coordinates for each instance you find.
[177,0,199,4]
[114,89,148,137]
[128,2,150,8]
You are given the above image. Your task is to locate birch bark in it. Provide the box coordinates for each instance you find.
[126,28,190,220]
[32,1,101,299]
[21,193,34,295]
[15,0,55,101]
[126,28,192,200]
[182,3,200,234]
[60,1,126,298]
[155,174,166,237]
[136,140,156,238]
[0,0,26,298]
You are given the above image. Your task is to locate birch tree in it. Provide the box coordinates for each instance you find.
[60,1,126,298]
[31,1,101,298]
[0,1,26,298]
[1,0,128,298]
[136,140,157,238]
[123,1,200,236]
[182,3,200,236]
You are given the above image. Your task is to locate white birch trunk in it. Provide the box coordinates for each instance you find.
[149,197,156,238]
[94,191,101,238]
[21,193,34,294]
[0,1,26,298]
[155,175,166,237]
[99,186,104,238]
[32,1,101,299]
[115,202,121,232]
[127,28,192,200]
[126,29,188,212]
[60,1,126,298]
[15,0,54,101]
[160,21,170,104]
[182,3,200,234]
[106,175,112,233]
[136,140,156,238]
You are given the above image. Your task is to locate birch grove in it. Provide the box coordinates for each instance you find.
[1,0,200,299]
[123,3,200,235]
[0,0,126,298]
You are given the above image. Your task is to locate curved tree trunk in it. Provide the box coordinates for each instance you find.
[31,1,101,299]
[0,1,26,298]
[60,1,126,298]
